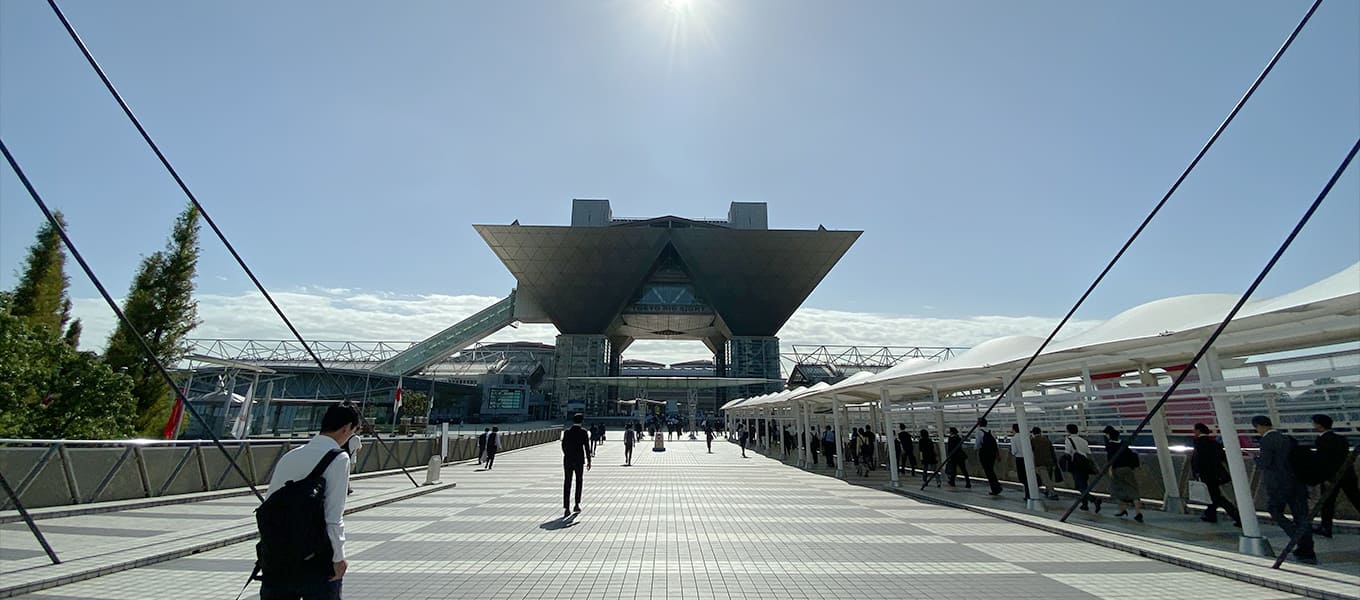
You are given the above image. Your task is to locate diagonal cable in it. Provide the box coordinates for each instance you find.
[1059,137,1359,523]
[922,0,1326,490]
[1,139,265,503]
[45,0,420,487]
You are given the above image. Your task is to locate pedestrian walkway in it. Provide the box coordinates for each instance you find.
[753,440,1359,599]
[8,431,1333,599]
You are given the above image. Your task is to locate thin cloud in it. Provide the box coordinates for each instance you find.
[70,289,1099,366]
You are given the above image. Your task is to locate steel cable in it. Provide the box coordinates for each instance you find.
[922,0,1326,490]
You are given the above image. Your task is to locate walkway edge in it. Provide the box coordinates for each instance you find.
[0,481,457,598]
[881,485,1354,600]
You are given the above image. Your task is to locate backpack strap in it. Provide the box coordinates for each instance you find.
[304,449,345,482]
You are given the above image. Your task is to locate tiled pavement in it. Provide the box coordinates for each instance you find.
[6,433,1332,599]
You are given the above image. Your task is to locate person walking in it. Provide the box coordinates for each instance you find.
[484,427,500,470]
[738,424,750,458]
[562,414,592,519]
[1011,423,1039,500]
[807,426,820,466]
[918,429,940,487]
[862,426,877,473]
[257,404,359,600]
[623,423,637,466]
[1064,424,1101,512]
[945,427,971,488]
[1190,423,1241,526]
[1102,426,1144,522]
[822,425,837,468]
[704,422,715,454]
[1251,415,1316,562]
[477,428,490,466]
[1313,413,1359,538]
[976,418,1003,495]
[897,424,917,475]
[1031,427,1060,500]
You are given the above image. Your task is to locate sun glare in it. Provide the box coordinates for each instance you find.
[663,0,694,15]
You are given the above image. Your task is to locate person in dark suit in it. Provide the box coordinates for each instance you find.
[477,428,490,466]
[976,418,1003,495]
[561,414,592,518]
[945,427,971,488]
[897,424,917,475]
[484,427,500,470]
[623,423,637,466]
[1191,423,1240,526]
[1312,414,1359,538]
[1251,415,1315,563]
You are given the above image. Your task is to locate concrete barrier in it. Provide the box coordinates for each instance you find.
[0,427,562,510]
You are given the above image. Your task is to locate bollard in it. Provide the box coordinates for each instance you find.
[424,455,442,486]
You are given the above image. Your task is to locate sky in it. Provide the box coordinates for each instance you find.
[2,0,1358,365]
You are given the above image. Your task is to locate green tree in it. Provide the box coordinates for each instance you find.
[0,311,135,439]
[8,213,81,345]
[103,204,202,436]
[399,390,431,420]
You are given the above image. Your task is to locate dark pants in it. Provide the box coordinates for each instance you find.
[1319,472,1360,533]
[1015,458,1044,499]
[624,443,634,465]
[1267,486,1315,556]
[981,458,1003,494]
[1071,468,1092,507]
[1203,480,1241,523]
[898,444,917,472]
[946,459,971,486]
[563,461,585,510]
[484,449,497,470]
[476,444,485,464]
[706,437,713,452]
[260,579,342,600]
[809,441,819,463]
[822,441,836,466]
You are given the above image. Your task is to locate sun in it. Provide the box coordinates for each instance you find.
[663,0,694,15]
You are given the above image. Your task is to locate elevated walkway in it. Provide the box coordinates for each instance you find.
[373,292,518,376]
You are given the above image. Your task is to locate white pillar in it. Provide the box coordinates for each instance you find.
[1204,349,1271,556]
[1079,365,1094,432]
[1139,364,1186,514]
[440,422,449,460]
[832,395,846,479]
[932,386,947,476]
[882,388,900,487]
[1011,378,1043,510]
[803,402,813,468]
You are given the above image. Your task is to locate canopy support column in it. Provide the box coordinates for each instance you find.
[1079,366,1094,433]
[932,386,946,486]
[1139,363,1186,514]
[882,388,900,487]
[832,395,846,479]
[1205,349,1272,556]
[1009,373,1044,510]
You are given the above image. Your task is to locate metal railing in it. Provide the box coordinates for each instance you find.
[0,427,562,512]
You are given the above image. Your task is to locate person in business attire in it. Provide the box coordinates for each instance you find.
[477,428,490,466]
[1011,423,1041,500]
[704,422,715,454]
[1030,427,1060,500]
[1190,422,1241,526]
[918,429,940,487]
[1251,415,1316,562]
[738,424,750,458]
[861,426,877,473]
[897,424,918,475]
[260,404,358,600]
[944,427,971,488]
[1313,413,1359,538]
[976,418,1003,495]
[561,414,593,518]
[1064,424,1100,512]
[623,423,637,466]
[822,425,837,468]
[807,426,820,466]
[484,427,500,470]
[1102,426,1144,522]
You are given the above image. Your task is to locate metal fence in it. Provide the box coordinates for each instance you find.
[0,428,561,511]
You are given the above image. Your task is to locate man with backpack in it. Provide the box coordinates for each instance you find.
[1251,415,1316,564]
[976,418,1003,495]
[255,403,359,599]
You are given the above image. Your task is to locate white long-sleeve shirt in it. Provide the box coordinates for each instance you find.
[265,434,351,561]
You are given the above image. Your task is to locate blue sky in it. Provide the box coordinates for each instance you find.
[1,1,1357,360]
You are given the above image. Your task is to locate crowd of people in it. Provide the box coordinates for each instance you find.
[730,412,1355,564]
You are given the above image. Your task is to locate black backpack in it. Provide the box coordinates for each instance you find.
[252,449,345,583]
[1288,443,1325,486]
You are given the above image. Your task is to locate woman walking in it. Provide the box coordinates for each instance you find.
[1103,426,1144,522]
[918,429,940,487]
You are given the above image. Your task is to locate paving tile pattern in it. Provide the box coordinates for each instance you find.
[13,434,1311,599]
